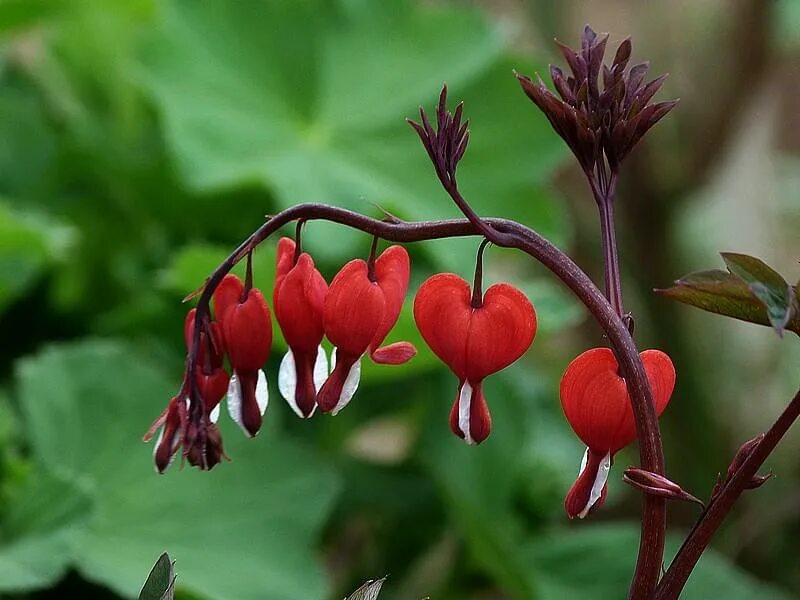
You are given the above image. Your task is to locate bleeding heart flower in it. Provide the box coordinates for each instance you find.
[184,308,228,423]
[316,245,417,415]
[273,237,329,418]
[560,347,675,518]
[213,274,272,437]
[413,273,537,444]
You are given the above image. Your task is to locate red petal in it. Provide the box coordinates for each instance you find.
[370,341,417,365]
[317,351,360,414]
[466,283,537,381]
[184,308,197,352]
[323,259,385,357]
[223,288,273,371]
[236,369,264,436]
[213,274,244,325]
[414,275,536,380]
[275,237,296,287]
[413,273,472,379]
[564,448,611,519]
[274,252,327,352]
[368,246,412,362]
[448,380,492,444]
[288,348,319,417]
[560,348,675,453]
[197,367,230,414]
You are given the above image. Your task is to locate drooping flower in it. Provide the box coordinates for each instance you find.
[273,237,329,418]
[151,396,186,473]
[560,347,675,518]
[184,308,228,423]
[413,273,537,444]
[148,309,229,473]
[213,273,272,437]
[316,245,416,415]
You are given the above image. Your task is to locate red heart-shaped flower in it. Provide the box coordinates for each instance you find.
[414,273,536,381]
[560,347,675,455]
[414,273,536,443]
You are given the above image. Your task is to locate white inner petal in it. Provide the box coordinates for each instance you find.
[209,403,220,424]
[330,357,361,416]
[313,345,328,391]
[226,372,246,434]
[255,369,269,415]
[152,426,164,462]
[578,450,612,519]
[458,381,474,445]
[578,447,589,475]
[278,350,303,418]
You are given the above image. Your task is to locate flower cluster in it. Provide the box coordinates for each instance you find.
[147,234,548,471]
[515,25,677,177]
[146,238,418,472]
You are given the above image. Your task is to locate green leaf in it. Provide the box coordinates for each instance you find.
[523,523,792,600]
[138,0,566,263]
[657,261,800,337]
[138,553,175,600]
[417,370,540,599]
[0,201,75,314]
[721,252,797,336]
[4,340,339,599]
[0,469,92,592]
[0,90,56,196]
[345,576,386,600]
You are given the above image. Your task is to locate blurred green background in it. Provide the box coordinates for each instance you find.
[0,0,798,598]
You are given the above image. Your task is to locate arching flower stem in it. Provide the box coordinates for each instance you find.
[183,202,666,597]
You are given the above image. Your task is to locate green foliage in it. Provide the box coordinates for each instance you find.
[137,0,565,270]
[657,253,800,337]
[1,341,339,599]
[523,523,792,600]
[0,0,795,598]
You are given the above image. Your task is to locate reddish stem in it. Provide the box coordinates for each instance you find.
[655,387,800,599]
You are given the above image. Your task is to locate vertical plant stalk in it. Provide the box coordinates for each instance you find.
[655,388,800,599]
[594,172,624,319]
[409,84,666,597]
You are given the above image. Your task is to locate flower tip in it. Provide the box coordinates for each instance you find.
[370,341,417,365]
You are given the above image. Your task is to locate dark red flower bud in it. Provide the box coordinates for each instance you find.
[623,467,704,508]
[711,434,772,498]
[150,397,187,474]
[414,273,537,444]
[560,347,675,518]
[185,421,226,471]
[317,245,416,415]
[184,308,225,371]
[213,273,244,324]
[273,237,329,418]
[183,308,229,420]
[213,274,272,437]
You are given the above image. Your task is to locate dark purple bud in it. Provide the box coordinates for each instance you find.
[613,38,632,70]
